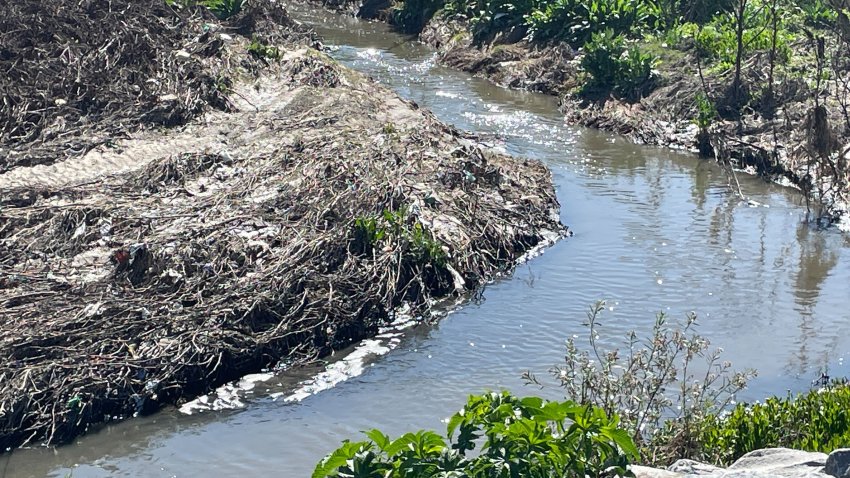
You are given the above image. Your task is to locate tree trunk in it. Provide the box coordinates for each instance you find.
[732,0,747,101]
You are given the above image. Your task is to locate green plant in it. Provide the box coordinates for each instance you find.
[443,0,475,17]
[676,1,793,72]
[526,302,755,465]
[684,381,850,466]
[408,222,446,266]
[247,36,280,60]
[391,0,446,33]
[580,30,657,100]
[352,206,446,266]
[165,0,244,19]
[204,0,244,19]
[314,391,639,478]
[794,0,839,27]
[470,0,537,42]
[526,0,659,45]
[353,216,386,254]
[694,92,717,129]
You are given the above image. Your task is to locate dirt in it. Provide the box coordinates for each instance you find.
[0,2,563,451]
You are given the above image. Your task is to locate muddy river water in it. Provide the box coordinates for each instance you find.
[4,5,850,477]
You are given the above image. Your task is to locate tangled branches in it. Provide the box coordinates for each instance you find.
[0,45,562,450]
[0,0,315,173]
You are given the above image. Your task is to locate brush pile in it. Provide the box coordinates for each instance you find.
[0,0,315,172]
[0,0,562,451]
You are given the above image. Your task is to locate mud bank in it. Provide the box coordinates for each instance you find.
[0,1,562,450]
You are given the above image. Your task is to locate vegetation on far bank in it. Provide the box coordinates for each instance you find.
[389,0,848,107]
[316,303,850,475]
[336,0,850,223]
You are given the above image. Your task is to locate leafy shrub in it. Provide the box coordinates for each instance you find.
[580,30,657,100]
[794,0,839,28]
[526,301,754,465]
[441,0,537,43]
[313,391,639,478]
[676,2,792,72]
[684,382,850,465]
[525,0,659,45]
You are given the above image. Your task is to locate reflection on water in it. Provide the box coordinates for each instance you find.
[789,223,843,376]
[4,4,850,477]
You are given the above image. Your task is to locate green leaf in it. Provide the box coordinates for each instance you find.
[364,429,391,452]
[602,427,639,459]
[447,412,464,439]
[312,441,370,478]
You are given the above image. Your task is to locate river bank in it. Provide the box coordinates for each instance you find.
[309,0,850,224]
[0,0,562,450]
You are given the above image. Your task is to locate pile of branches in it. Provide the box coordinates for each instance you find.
[0,47,562,449]
[0,0,314,173]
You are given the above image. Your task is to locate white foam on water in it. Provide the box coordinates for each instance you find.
[838,215,850,233]
[179,307,431,414]
[282,339,391,403]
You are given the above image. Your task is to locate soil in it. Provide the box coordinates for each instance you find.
[0,1,562,450]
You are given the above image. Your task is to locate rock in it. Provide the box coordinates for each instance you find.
[640,449,832,478]
[726,448,828,477]
[826,449,850,478]
[631,465,680,478]
[668,459,722,475]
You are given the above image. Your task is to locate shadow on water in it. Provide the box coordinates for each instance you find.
[4,4,850,477]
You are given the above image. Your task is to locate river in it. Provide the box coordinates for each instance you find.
[4,5,850,477]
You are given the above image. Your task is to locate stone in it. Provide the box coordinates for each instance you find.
[825,449,850,478]
[726,448,829,477]
[668,458,722,475]
[631,465,680,478]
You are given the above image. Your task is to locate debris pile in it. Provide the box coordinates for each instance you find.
[0,1,562,451]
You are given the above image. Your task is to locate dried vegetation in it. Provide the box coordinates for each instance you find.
[0,0,562,451]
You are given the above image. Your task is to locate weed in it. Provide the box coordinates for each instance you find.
[247,37,280,60]
[580,30,657,100]
[694,92,717,130]
[164,0,243,19]
[525,301,755,464]
[314,391,638,478]
[683,381,850,465]
[204,0,243,19]
[353,206,446,266]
